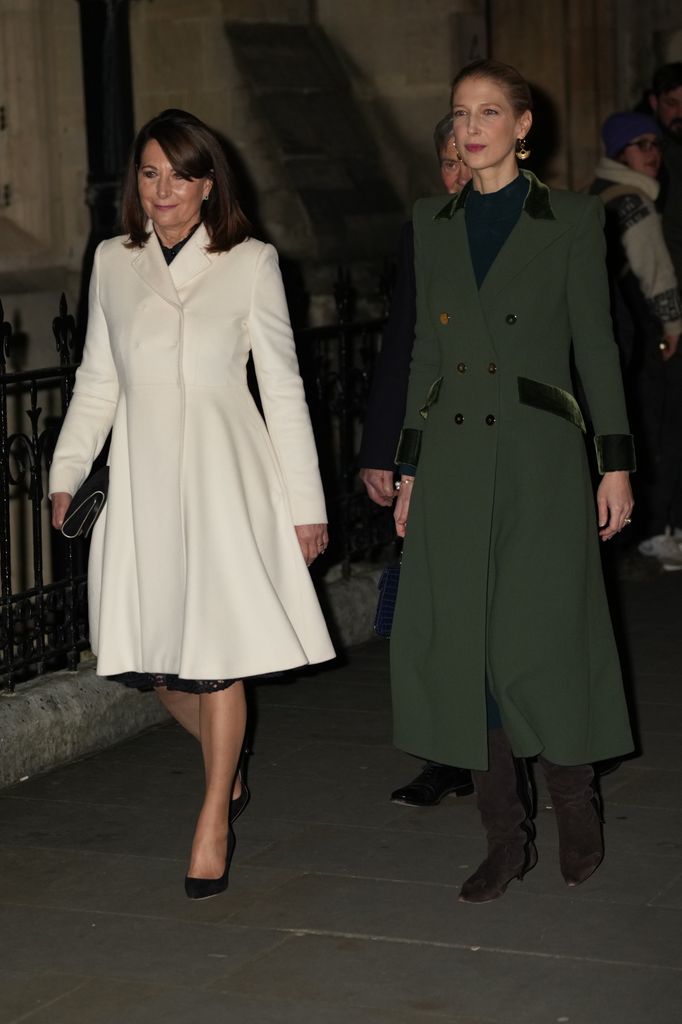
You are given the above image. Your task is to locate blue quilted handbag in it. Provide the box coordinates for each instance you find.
[373,563,400,638]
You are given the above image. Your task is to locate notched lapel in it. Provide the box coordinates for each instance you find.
[480,214,569,300]
[131,229,181,309]
[130,223,213,307]
[169,224,213,293]
[480,172,567,299]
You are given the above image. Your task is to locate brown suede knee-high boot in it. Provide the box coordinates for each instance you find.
[539,757,603,886]
[459,729,537,904]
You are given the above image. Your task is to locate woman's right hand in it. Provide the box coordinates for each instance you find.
[393,476,414,538]
[50,492,72,530]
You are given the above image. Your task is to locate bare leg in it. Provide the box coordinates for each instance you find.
[155,687,201,740]
[155,685,243,800]
[188,681,247,879]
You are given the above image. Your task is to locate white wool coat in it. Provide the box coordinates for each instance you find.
[49,226,335,679]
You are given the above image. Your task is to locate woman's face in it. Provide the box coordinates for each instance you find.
[617,134,662,178]
[137,138,212,239]
[451,75,531,176]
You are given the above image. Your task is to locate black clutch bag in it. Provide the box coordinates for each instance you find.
[373,563,400,638]
[60,466,109,540]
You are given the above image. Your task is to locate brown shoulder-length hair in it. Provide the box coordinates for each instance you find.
[121,108,251,252]
[450,59,533,117]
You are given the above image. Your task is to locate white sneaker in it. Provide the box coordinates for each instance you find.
[638,532,682,570]
[672,527,682,548]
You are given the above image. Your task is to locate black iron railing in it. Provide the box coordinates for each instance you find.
[0,296,89,692]
[0,286,393,691]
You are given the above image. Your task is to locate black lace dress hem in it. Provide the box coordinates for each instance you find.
[108,670,283,694]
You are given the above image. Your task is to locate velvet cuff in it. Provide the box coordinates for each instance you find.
[594,434,636,474]
[395,428,422,467]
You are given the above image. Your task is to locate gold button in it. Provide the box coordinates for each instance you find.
[488,362,497,374]
[439,312,450,325]
[457,362,467,373]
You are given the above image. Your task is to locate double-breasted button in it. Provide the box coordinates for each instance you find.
[505,313,517,325]
[454,413,464,425]
[485,414,496,425]
[488,362,497,374]
[457,362,467,373]
[439,312,451,325]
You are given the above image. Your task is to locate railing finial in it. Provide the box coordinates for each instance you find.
[0,296,12,371]
[52,293,77,366]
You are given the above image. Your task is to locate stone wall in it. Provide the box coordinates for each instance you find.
[0,0,87,367]
[2,0,682,358]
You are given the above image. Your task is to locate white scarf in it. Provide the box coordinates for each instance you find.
[594,156,660,203]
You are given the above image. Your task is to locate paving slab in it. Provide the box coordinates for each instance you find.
[1,573,681,1023]
[6,976,468,1024]
[206,932,682,1024]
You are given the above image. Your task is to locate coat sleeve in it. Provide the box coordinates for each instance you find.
[395,201,442,467]
[357,222,416,470]
[567,196,636,473]
[48,243,119,497]
[248,243,327,525]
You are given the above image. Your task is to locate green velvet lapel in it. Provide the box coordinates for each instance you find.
[433,171,571,301]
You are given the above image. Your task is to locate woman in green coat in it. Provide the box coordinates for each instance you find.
[391,59,635,903]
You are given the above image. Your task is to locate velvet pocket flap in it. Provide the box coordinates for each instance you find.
[419,376,444,421]
[518,377,586,433]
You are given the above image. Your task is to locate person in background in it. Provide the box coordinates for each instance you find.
[590,112,682,569]
[650,62,682,553]
[650,63,682,294]
[392,60,635,902]
[358,115,474,807]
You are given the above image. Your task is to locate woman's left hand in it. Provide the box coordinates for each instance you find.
[597,471,634,541]
[295,523,329,566]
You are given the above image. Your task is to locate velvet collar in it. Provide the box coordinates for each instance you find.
[435,169,555,222]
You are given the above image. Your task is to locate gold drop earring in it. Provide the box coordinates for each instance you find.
[516,137,531,160]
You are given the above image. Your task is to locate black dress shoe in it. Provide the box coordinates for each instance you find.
[185,825,235,900]
[390,762,473,806]
[230,782,250,822]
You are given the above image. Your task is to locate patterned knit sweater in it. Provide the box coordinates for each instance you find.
[591,157,682,338]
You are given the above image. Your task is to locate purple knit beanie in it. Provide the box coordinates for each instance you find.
[601,112,661,158]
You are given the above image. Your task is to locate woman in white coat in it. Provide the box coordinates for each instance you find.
[50,109,335,899]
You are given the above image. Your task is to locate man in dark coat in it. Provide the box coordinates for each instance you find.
[358,116,473,806]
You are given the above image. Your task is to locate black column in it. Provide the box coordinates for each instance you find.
[76,0,134,333]
[78,0,134,242]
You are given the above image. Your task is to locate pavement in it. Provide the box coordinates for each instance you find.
[1,569,681,1023]
[0,562,384,789]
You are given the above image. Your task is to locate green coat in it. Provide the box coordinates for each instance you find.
[390,172,635,770]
